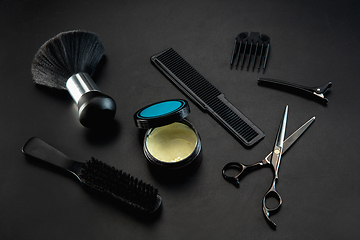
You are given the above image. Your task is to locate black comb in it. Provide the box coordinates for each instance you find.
[230,32,270,72]
[151,48,265,147]
[22,137,162,214]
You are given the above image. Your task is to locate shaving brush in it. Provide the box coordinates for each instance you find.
[31,30,116,128]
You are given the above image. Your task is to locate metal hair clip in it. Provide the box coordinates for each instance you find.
[258,78,332,104]
[230,32,270,72]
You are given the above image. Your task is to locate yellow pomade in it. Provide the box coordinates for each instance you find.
[146,122,197,162]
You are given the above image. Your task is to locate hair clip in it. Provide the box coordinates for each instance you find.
[258,78,332,104]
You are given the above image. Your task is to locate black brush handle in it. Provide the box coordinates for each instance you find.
[67,73,116,128]
[22,137,82,176]
[77,91,116,128]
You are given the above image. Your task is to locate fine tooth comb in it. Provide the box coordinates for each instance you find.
[258,78,332,104]
[151,48,265,147]
[230,32,270,72]
[22,137,162,214]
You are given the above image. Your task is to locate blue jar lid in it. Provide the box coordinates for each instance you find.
[134,99,190,129]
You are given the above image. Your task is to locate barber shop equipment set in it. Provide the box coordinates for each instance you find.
[22,30,331,228]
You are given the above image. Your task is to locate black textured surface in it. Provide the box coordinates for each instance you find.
[1,0,360,239]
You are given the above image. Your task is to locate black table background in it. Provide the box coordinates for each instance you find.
[1,0,359,239]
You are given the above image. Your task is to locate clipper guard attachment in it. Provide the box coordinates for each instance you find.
[230,32,270,72]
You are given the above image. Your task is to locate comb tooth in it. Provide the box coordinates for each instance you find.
[258,42,264,71]
[246,41,254,70]
[235,40,242,68]
[263,42,270,73]
[240,41,248,68]
[252,41,259,71]
[230,38,237,67]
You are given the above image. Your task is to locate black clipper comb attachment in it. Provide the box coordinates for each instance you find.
[22,137,162,214]
[151,48,265,147]
[230,32,270,72]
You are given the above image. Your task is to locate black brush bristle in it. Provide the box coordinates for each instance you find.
[79,158,161,213]
[31,30,105,90]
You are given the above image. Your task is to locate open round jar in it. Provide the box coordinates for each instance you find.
[134,99,202,176]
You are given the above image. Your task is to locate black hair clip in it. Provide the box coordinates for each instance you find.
[258,78,332,104]
[230,32,270,72]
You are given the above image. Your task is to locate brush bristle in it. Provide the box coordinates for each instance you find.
[31,30,105,90]
[79,158,161,213]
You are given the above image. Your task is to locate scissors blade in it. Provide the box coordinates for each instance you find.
[270,106,288,170]
[283,116,315,152]
[275,106,288,149]
[264,116,315,164]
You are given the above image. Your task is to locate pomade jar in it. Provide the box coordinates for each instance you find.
[134,99,202,176]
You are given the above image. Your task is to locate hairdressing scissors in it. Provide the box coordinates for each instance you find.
[222,106,315,228]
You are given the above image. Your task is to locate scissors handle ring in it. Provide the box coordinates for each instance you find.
[263,189,282,212]
[222,162,245,188]
[262,183,283,228]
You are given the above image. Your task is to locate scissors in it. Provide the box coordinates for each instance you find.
[222,106,315,228]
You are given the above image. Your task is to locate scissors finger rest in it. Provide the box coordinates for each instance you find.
[262,184,283,228]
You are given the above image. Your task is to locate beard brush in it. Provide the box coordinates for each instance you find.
[22,137,162,214]
[31,30,116,128]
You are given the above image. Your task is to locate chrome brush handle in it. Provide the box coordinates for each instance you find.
[67,73,116,128]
